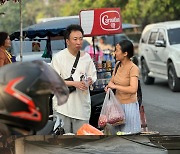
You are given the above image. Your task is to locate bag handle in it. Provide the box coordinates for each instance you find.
[114,61,121,75]
[70,51,80,76]
[104,89,113,102]
[104,89,110,103]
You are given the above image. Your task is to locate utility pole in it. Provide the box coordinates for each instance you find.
[19,0,23,62]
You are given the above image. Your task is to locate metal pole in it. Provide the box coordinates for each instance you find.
[19,0,23,62]
[92,36,96,66]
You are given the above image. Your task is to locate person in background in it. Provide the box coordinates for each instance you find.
[51,24,97,134]
[98,36,114,52]
[104,39,141,134]
[98,36,114,61]
[0,32,13,67]
[84,37,103,62]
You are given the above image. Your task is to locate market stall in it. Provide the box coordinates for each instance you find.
[80,8,122,94]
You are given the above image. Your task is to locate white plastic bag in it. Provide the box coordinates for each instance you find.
[98,89,125,128]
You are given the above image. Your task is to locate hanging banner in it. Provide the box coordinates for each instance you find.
[79,8,122,36]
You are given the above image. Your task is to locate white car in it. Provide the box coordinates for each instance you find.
[11,39,89,63]
[138,20,180,92]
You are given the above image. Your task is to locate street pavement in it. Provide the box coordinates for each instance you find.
[140,78,180,135]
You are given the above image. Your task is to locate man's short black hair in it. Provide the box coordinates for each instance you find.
[64,24,84,39]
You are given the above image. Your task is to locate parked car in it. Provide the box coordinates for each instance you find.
[138,20,180,92]
[10,39,89,63]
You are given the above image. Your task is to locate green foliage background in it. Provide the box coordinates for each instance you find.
[0,0,179,34]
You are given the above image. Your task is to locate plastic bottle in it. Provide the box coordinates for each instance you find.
[81,73,88,94]
[84,73,89,88]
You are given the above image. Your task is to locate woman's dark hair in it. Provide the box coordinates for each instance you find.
[0,32,9,47]
[118,39,134,59]
[64,24,84,39]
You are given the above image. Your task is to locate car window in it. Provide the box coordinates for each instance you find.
[157,29,166,41]
[51,40,65,50]
[141,29,150,43]
[11,39,65,55]
[148,32,158,45]
[168,28,180,45]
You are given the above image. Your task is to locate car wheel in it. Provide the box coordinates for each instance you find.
[141,59,155,85]
[168,63,180,92]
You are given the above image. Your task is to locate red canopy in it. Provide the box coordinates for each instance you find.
[0,0,19,4]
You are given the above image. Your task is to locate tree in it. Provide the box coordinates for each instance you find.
[0,0,19,4]
[0,1,21,33]
[60,0,128,16]
[24,0,64,25]
[123,0,180,28]
[0,0,65,33]
[0,0,179,34]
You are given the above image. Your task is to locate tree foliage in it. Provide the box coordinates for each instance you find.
[61,0,180,29]
[0,1,21,33]
[0,0,65,33]
[60,0,128,16]
[0,0,179,33]
[122,0,180,28]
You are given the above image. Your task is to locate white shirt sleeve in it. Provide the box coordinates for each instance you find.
[50,53,62,77]
[87,58,97,83]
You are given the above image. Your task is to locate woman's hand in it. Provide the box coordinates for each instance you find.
[104,85,109,92]
[108,81,116,89]
[107,81,116,89]
[104,81,116,92]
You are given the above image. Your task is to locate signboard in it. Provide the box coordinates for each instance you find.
[79,8,122,36]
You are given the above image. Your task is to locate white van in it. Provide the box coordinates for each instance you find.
[10,39,89,63]
[10,39,65,63]
[138,20,180,92]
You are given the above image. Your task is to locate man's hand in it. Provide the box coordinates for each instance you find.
[87,77,93,86]
[74,81,88,91]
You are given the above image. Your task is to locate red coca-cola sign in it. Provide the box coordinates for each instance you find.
[80,8,122,36]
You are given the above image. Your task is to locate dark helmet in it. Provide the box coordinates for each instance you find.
[0,60,69,131]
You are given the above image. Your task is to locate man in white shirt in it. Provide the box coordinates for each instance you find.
[51,24,97,134]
